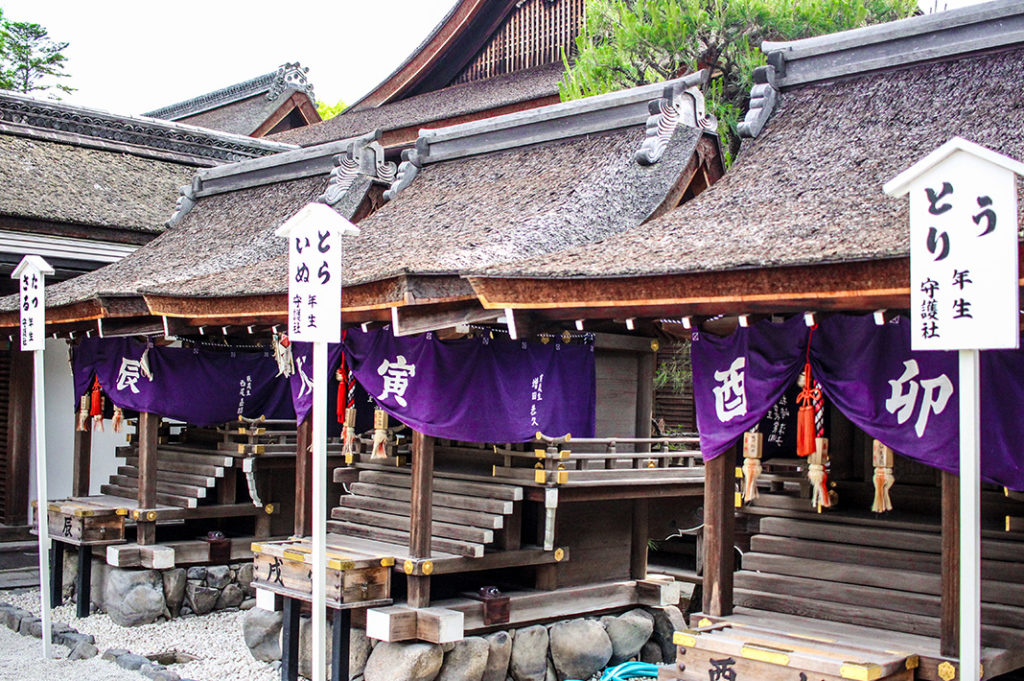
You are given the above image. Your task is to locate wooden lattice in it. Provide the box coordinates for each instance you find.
[453,0,586,85]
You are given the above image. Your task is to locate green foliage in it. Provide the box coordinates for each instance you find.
[654,342,691,395]
[0,13,73,97]
[561,0,917,163]
[316,99,347,121]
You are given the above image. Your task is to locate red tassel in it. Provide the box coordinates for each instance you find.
[796,363,818,457]
[89,377,103,418]
[336,368,346,424]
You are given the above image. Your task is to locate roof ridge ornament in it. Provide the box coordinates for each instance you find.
[268,63,315,102]
[635,75,716,165]
[737,66,778,139]
[319,140,397,206]
[166,177,201,228]
[383,148,422,202]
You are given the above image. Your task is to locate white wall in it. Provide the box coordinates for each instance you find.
[26,338,121,512]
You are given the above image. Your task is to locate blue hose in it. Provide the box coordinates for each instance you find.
[567,661,661,681]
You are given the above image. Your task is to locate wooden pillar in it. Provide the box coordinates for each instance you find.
[941,470,960,657]
[281,597,301,681]
[72,430,92,498]
[5,349,32,525]
[702,445,736,617]
[136,412,160,545]
[631,350,655,579]
[331,607,351,681]
[294,416,312,537]
[76,544,92,618]
[407,430,434,608]
[49,540,64,608]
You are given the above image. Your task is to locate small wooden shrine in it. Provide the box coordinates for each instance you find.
[464,3,1024,681]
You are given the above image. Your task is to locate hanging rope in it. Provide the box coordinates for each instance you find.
[371,409,388,459]
[797,326,831,510]
[741,430,763,502]
[272,332,294,377]
[337,332,358,462]
[872,440,895,513]
[89,377,104,432]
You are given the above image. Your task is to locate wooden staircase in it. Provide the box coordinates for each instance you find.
[734,516,1024,650]
[328,467,523,559]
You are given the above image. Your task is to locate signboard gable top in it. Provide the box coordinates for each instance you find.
[274,202,360,239]
[884,136,1024,197]
[11,255,54,279]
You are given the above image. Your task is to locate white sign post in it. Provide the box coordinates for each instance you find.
[12,255,55,658]
[276,203,358,681]
[885,137,1024,681]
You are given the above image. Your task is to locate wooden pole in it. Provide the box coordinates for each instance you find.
[294,415,312,537]
[408,430,434,608]
[959,349,981,681]
[312,341,329,681]
[72,429,92,498]
[941,470,960,657]
[136,412,159,546]
[31,348,52,657]
[702,444,735,617]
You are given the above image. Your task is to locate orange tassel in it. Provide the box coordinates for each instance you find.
[795,363,818,457]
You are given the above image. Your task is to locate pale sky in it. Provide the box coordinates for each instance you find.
[0,0,993,118]
[0,1,457,116]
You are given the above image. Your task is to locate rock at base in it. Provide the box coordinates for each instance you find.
[205,565,231,590]
[482,631,513,681]
[69,640,99,660]
[115,653,150,670]
[640,640,662,664]
[437,636,489,681]
[185,582,219,616]
[162,568,187,618]
[549,619,612,681]
[364,641,444,681]
[104,569,168,627]
[601,609,655,665]
[509,625,548,681]
[651,605,687,663]
[242,607,283,662]
[215,583,245,610]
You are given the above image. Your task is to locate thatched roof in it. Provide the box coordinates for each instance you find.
[269,64,562,148]
[141,123,705,303]
[474,45,1024,282]
[0,133,195,233]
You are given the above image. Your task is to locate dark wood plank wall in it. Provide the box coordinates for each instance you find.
[452,0,585,85]
[2,349,30,526]
[594,351,639,443]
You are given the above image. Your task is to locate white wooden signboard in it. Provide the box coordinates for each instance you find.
[885,137,1024,681]
[11,255,55,658]
[885,137,1023,351]
[276,203,357,681]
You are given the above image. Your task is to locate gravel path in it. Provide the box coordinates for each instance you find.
[2,589,278,681]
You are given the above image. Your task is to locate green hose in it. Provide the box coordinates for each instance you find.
[567,660,661,681]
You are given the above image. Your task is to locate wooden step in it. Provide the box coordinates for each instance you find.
[349,482,512,515]
[749,533,1024,582]
[325,520,483,558]
[122,457,225,478]
[120,449,234,468]
[330,506,493,544]
[358,469,522,501]
[741,552,1024,607]
[99,484,197,509]
[117,466,216,489]
[108,475,207,500]
[734,571,1024,628]
[758,517,1024,561]
[733,588,1024,650]
[337,494,503,529]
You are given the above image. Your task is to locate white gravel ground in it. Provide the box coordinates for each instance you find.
[1,589,278,681]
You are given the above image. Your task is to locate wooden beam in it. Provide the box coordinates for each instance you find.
[408,431,434,608]
[4,349,31,525]
[295,416,312,537]
[136,412,160,545]
[392,301,500,337]
[72,429,92,498]
[703,445,736,617]
[941,470,959,657]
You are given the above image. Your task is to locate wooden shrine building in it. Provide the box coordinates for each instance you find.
[0,68,724,670]
[465,2,1024,680]
[0,90,292,534]
[143,62,321,138]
